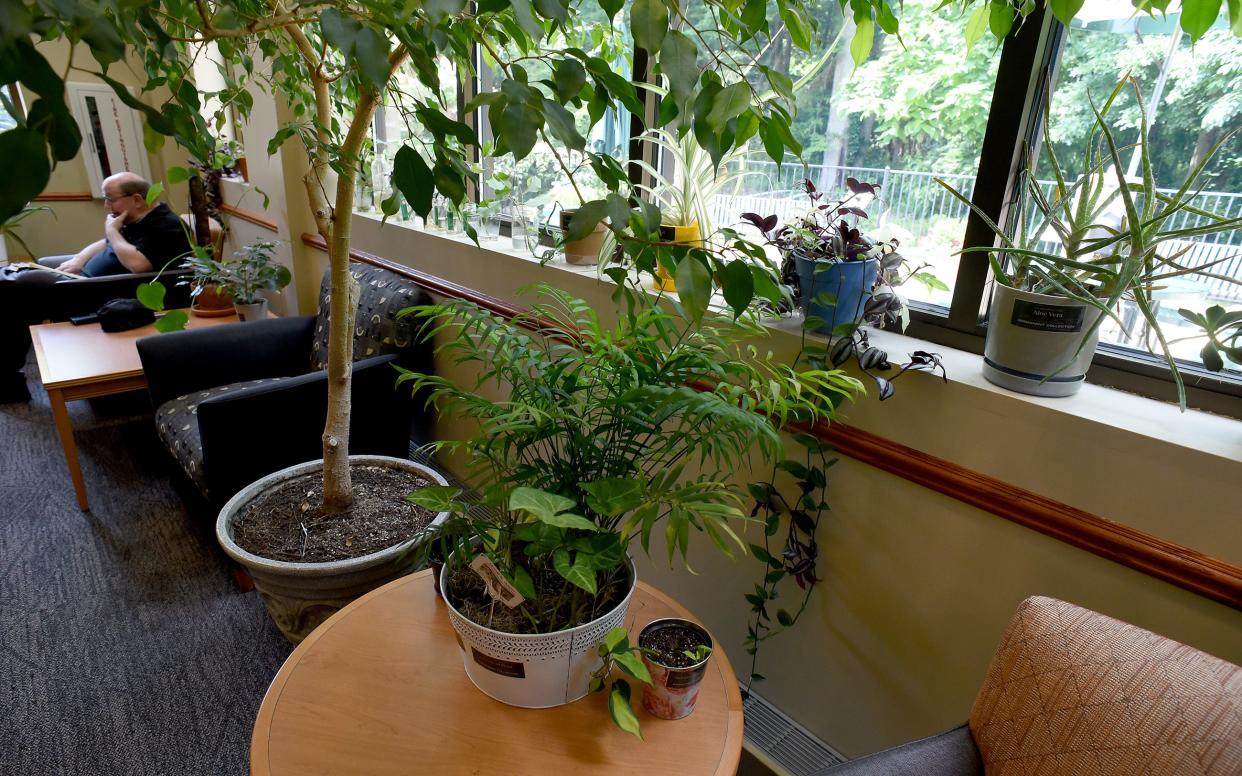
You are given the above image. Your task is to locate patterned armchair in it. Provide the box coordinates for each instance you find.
[820,596,1241,775]
[136,262,433,512]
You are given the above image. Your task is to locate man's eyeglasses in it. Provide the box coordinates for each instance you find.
[102,194,134,203]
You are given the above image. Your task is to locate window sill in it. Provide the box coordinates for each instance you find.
[351,210,1242,469]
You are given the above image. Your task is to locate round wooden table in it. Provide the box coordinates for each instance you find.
[251,570,744,775]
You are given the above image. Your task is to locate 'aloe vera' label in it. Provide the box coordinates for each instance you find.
[1010,299,1084,332]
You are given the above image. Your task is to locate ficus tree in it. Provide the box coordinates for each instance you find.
[0,0,829,510]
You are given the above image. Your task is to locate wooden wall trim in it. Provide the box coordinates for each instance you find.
[302,232,1242,611]
[221,203,280,233]
[33,192,94,202]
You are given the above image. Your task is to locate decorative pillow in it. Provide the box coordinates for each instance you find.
[308,263,425,372]
[970,596,1241,775]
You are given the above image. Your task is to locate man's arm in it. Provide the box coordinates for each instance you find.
[104,214,154,273]
[57,238,107,274]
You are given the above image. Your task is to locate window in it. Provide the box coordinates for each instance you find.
[0,84,23,130]
[1040,1,1242,364]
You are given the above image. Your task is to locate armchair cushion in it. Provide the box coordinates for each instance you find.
[154,377,285,493]
[969,596,1241,775]
[309,262,427,372]
[818,724,982,776]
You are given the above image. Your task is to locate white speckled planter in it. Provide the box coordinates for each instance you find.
[217,455,450,643]
[440,558,636,708]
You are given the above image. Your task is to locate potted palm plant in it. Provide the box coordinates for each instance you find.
[397,284,862,729]
[937,77,1242,404]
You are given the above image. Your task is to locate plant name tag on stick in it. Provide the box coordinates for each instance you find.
[469,555,526,609]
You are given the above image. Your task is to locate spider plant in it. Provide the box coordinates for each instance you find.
[937,76,1242,408]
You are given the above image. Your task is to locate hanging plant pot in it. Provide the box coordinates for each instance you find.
[655,223,703,292]
[440,558,637,708]
[560,208,608,266]
[983,283,1105,398]
[638,618,714,720]
[792,252,880,335]
[234,298,269,322]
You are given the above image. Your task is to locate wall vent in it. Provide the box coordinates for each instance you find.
[743,687,846,776]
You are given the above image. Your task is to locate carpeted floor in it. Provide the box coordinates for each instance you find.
[0,359,293,775]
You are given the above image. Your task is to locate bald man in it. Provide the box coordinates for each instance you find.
[0,172,193,402]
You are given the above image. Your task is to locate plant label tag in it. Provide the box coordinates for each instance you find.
[1010,300,1085,333]
[469,555,526,609]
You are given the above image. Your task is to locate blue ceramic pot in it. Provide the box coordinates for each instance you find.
[793,252,880,334]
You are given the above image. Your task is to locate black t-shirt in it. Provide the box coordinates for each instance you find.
[82,203,193,277]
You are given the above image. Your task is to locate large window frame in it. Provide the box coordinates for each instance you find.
[360,6,1242,416]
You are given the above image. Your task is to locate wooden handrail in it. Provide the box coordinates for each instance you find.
[220,203,280,232]
[33,192,94,202]
[302,232,1242,610]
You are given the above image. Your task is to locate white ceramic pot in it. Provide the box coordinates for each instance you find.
[217,455,451,643]
[234,298,268,322]
[440,558,637,708]
[983,283,1105,398]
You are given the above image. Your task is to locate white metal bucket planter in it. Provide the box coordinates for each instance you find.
[440,559,637,708]
[982,283,1105,398]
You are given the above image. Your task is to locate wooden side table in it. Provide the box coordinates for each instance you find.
[29,311,244,511]
[252,570,745,775]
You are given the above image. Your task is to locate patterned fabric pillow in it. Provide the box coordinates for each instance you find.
[308,263,424,372]
[969,596,1241,775]
[155,378,280,496]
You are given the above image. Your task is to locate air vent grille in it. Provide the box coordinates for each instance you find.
[743,688,845,776]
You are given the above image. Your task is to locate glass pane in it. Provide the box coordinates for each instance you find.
[356,57,461,220]
[698,0,1003,309]
[0,88,19,131]
[1041,2,1242,365]
[478,7,631,236]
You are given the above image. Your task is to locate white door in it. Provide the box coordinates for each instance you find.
[66,82,152,196]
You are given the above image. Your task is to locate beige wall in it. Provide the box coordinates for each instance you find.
[10,39,190,261]
[345,216,1242,759]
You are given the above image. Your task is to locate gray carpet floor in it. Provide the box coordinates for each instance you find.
[0,359,292,775]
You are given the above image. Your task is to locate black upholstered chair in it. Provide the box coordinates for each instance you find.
[136,262,433,513]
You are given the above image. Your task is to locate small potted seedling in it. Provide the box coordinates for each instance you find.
[638,618,714,720]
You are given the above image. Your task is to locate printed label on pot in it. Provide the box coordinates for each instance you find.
[1010,299,1085,332]
[471,647,526,678]
[665,665,706,689]
[469,555,525,608]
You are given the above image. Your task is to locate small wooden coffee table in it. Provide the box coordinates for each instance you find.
[251,570,745,775]
[29,310,243,511]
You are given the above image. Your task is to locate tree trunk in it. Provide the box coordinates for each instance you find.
[188,175,212,249]
[1190,127,1220,172]
[817,16,856,192]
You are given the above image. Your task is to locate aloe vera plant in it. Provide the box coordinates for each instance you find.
[937,76,1242,408]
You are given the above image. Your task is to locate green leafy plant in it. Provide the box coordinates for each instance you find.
[633,128,763,234]
[589,627,653,738]
[2,0,824,511]
[936,76,1242,407]
[184,240,291,305]
[683,643,713,662]
[1177,305,1242,372]
[0,205,51,259]
[399,283,863,733]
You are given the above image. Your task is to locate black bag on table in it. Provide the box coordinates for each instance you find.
[96,298,156,332]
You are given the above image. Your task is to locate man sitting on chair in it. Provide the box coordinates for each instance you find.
[0,172,193,402]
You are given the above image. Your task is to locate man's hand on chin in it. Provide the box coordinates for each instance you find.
[104,213,127,235]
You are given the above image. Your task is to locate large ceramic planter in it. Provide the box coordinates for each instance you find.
[983,283,1105,398]
[793,252,880,335]
[217,455,451,643]
[441,558,637,708]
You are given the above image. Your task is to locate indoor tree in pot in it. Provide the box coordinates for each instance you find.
[4,0,823,639]
[397,284,863,730]
[936,77,1242,405]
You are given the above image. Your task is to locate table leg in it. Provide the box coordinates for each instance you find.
[48,387,90,512]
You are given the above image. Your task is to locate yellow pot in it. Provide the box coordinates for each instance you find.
[655,222,702,292]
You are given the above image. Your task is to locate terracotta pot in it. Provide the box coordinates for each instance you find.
[191,284,235,317]
[560,208,608,265]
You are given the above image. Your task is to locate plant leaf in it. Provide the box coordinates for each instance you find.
[608,680,643,738]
